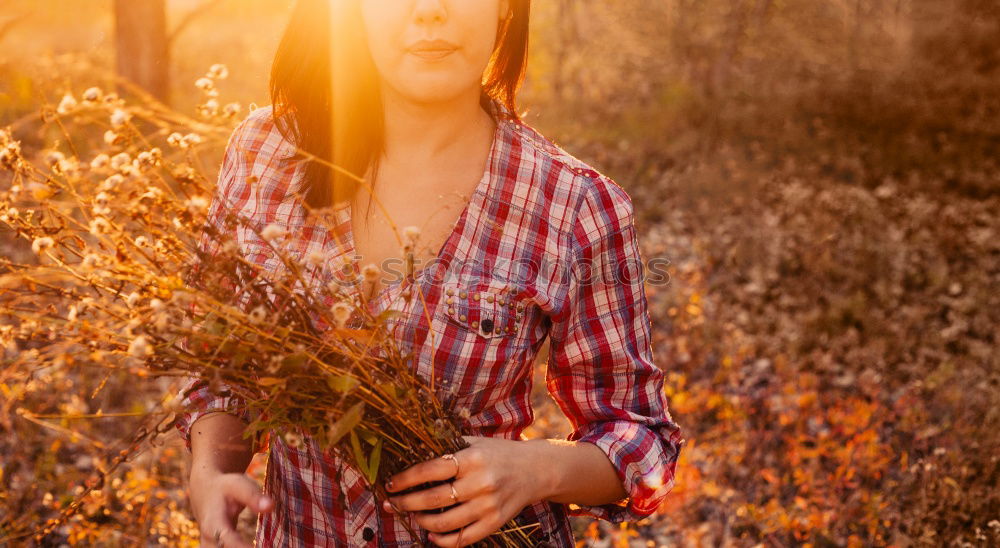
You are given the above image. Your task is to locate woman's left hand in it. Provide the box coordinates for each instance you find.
[382,435,548,547]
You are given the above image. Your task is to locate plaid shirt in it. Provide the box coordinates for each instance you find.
[175,97,684,546]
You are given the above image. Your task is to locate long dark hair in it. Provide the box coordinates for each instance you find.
[269,0,531,220]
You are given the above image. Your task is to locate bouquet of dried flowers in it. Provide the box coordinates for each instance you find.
[0,67,540,546]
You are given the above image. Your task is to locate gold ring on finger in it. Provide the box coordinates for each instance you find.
[441,453,460,477]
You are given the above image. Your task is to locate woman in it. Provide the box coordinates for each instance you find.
[175,0,684,546]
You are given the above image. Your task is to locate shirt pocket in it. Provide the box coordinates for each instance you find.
[432,278,534,402]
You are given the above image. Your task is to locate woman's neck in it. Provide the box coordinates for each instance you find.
[379,86,494,170]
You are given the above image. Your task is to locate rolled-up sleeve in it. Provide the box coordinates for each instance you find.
[173,117,262,453]
[545,177,685,523]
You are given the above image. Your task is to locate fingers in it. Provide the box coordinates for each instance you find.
[427,518,492,548]
[387,474,488,514]
[411,496,486,534]
[387,454,463,494]
[200,525,253,548]
[219,473,274,514]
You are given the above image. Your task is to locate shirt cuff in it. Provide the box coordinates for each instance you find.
[174,376,256,453]
[565,419,684,523]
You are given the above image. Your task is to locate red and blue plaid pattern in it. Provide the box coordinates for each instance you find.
[175,97,684,546]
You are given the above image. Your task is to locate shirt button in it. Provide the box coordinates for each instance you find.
[362,526,375,541]
[480,318,494,333]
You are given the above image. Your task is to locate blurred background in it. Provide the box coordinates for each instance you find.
[2,0,998,545]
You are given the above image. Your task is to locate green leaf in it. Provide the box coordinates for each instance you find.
[257,377,286,388]
[327,401,364,447]
[281,352,308,370]
[367,437,383,484]
[379,382,399,401]
[231,347,250,368]
[358,428,378,445]
[326,374,360,393]
[350,429,369,479]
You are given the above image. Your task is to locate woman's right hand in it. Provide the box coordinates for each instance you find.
[190,470,273,548]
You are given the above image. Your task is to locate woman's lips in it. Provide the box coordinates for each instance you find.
[408,48,457,60]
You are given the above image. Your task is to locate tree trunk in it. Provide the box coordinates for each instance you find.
[113,0,170,104]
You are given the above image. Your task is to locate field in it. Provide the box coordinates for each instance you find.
[2,1,998,546]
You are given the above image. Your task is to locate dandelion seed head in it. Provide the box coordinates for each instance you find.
[331,302,352,328]
[103,130,121,146]
[223,102,242,118]
[149,298,165,312]
[137,150,157,167]
[134,235,148,247]
[44,150,66,166]
[0,139,22,170]
[90,153,110,170]
[261,223,287,242]
[110,108,131,129]
[126,292,141,308]
[32,236,55,255]
[283,431,303,449]
[94,192,111,206]
[194,77,214,92]
[100,174,125,192]
[110,152,131,171]
[81,253,100,270]
[82,87,102,103]
[67,305,79,322]
[185,195,209,213]
[153,313,169,332]
[89,217,110,236]
[57,93,78,115]
[166,132,184,148]
[198,99,220,118]
[128,335,152,358]
[361,263,380,282]
[306,249,327,266]
[183,133,203,147]
[248,305,267,325]
[402,225,421,242]
[208,63,229,80]
[140,187,163,201]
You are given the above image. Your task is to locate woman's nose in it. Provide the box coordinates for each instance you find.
[412,0,447,25]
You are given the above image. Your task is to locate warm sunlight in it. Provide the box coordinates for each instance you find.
[2,1,997,546]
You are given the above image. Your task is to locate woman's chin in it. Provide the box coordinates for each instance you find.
[392,81,478,106]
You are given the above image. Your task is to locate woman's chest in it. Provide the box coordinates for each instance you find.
[257,176,575,414]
